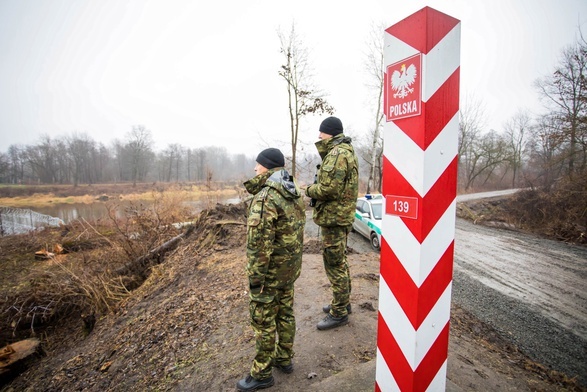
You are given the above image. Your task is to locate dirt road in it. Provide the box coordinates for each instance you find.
[453,217,587,386]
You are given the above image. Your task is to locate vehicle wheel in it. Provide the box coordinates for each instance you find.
[370,232,380,250]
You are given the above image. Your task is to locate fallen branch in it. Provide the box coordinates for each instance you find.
[0,338,43,378]
[214,220,246,226]
[114,224,196,276]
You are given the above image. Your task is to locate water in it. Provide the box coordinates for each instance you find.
[32,202,117,223]
[25,196,242,224]
[0,207,65,235]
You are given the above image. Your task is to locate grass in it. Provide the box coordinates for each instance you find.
[0,185,233,347]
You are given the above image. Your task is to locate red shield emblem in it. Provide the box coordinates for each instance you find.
[384,53,422,121]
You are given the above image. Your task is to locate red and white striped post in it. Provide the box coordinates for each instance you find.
[376,7,460,392]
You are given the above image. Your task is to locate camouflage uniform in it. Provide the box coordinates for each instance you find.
[305,134,359,318]
[243,168,305,380]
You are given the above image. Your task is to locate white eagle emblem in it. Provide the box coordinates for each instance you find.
[391,63,417,99]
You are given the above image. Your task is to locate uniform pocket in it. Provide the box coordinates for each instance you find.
[247,213,263,247]
[319,164,335,186]
[249,294,275,326]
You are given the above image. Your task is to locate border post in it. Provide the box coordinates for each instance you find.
[376,7,461,391]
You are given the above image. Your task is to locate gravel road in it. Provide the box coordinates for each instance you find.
[453,217,587,386]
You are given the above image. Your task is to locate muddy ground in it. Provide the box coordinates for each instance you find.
[1,202,584,391]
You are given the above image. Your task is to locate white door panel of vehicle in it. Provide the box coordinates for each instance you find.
[354,200,371,237]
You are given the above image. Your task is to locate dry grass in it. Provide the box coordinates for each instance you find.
[457,172,587,245]
[0,187,231,347]
[503,173,587,244]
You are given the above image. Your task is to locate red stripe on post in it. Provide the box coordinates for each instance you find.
[380,239,454,329]
[385,7,460,55]
[382,156,457,243]
[393,69,460,150]
[377,313,415,391]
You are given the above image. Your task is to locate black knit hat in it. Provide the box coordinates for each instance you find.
[256,148,285,169]
[319,116,343,136]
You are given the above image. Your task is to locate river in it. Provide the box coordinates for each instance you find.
[1,196,242,230]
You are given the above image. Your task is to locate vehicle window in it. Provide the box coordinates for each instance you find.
[371,204,382,219]
[361,203,370,214]
[356,201,363,211]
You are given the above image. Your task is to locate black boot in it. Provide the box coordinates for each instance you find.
[236,374,274,391]
[317,313,349,330]
[322,303,352,314]
[274,361,294,374]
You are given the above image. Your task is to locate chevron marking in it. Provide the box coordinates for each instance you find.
[377,305,451,391]
[382,201,456,286]
[380,240,454,329]
[378,275,452,366]
[383,157,457,243]
[389,69,460,150]
[422,24,461,101]
[384,113,459,196]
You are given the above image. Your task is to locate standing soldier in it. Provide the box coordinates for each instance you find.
[305,116,359,330]
[237,148,305,392]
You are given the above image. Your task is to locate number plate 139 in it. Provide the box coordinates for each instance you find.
[385,195,418,219]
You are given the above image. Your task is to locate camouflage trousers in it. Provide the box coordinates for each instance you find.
[321,225,352,317]
[249,286,296,379]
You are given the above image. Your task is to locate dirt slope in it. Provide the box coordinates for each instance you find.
[1,206,582,391]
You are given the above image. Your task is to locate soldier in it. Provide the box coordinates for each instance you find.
[305,116,359,330]
[236,148,305,392]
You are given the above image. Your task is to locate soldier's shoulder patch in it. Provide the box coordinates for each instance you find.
[257,187,270,200]
[329,147,339,156]
[250,189,268,212]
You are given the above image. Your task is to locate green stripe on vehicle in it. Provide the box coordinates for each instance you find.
[367,221,381,235]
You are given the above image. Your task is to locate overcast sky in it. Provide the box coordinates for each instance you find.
[0,0,585,157]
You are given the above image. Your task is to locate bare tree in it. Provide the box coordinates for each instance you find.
[458,95,486,190]
[462,130,509,190]
[159,143,183,182]
[111,139,126,183]
[526,114,567,189]
[24,135,59,184]
[94,143,112,183]
[363,23,386,194]
[186,148,193,182]
[503,110,532,188]
[534,37,587,176]
[0,152,9,183]
[193,148,207,182]
[7,145,25,184]
[126,125,154,186]
[278,23,334,176]
[67,133,95,186]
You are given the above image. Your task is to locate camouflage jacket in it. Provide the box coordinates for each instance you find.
[305,134,359,227]
[243,168,305,298]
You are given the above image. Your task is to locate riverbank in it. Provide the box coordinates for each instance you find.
[0,182,241,208]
